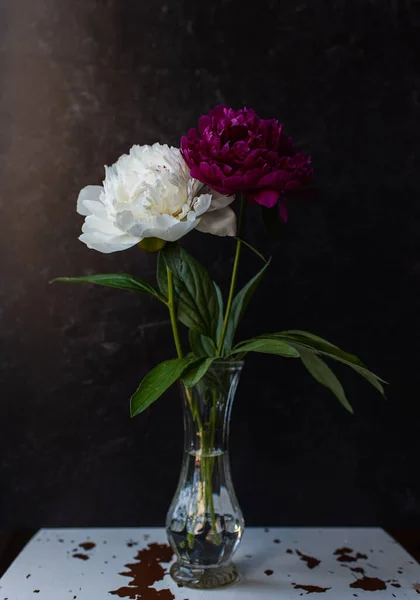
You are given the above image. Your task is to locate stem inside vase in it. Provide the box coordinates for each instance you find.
[166,361,244,589]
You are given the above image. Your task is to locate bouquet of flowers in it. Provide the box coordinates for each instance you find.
[53,106,385,589]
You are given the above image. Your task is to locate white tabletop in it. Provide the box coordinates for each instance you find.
[1,528,419,599]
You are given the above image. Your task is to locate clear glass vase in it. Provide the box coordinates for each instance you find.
[166,361,244,589]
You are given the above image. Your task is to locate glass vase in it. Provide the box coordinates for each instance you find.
[166,361,244,589]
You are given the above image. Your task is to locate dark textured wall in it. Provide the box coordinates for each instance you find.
[1,0,419,528]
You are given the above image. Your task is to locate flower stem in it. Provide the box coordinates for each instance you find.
[216,196,245,357]
[167,266,183,359]
[166,263,219,548]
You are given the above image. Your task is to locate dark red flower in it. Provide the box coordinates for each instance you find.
[181,106,313,219]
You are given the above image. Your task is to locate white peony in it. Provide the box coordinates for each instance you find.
[77,143,236,253]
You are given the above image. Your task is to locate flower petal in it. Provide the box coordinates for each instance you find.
[192,193,212,217]
[77,185,103,216]
[129,213,198,243]
[279,200,288,223]
[80,215,139,253]
[253,189,280,208]
[205,190,235,211]
[196,206,237,237]
[79,232,139,253]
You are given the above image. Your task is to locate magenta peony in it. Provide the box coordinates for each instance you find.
[181,106,313,219]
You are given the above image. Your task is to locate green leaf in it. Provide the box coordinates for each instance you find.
[235,237,268,263]
[267,332,367,370]
[299,349,354,414]
[347,363,387,396]
[280,330,363,365]
[51,273,165,302]
[189,330,216,357]
[228,337,300,358]
[182,357,215,387]
[223,259,271,353]
[163,245,220,341]
[157,252,168,299]
[130,357,194,417]
[265,332,387,397]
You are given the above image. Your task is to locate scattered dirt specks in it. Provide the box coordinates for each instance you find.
[334,547,368,563]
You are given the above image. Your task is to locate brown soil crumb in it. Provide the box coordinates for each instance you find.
[334,547,368,563]
[350,567,365,574]
[293,584,330,594]
[350,576,387,591]
[79,542,96,551]
[72,553,89,561]
[109,542,174,599]
[296,550,321,569]
[265,569,274,576]
[334,547,353,554]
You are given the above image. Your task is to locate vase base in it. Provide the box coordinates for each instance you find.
[170,561,239,589]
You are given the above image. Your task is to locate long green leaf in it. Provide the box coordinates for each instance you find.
[189,330,216,357]
[223,259,271,353]
[130,357,194,417]
[235,237,268,263]
[52,274,164,302]
[299,349,354,413]
[163,245,220,341]
[275,330,365,367]
[280,329,365,367]
[157,252,168,299]
[228,337,300,358]
[182,357,215,387]
[266,332,386,396]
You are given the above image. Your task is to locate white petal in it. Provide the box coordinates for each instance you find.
[196,207,237,237]
[193,194,212,217]
[130,213,198,242]
[82,214,123,236]
[79,232,139,253]
[205,190,235,211]
[79,214,139,253]
[81,199,108,219]
[77,185,103,216]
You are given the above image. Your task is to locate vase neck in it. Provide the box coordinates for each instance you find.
[181,362,243,455]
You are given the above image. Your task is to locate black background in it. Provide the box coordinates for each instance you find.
[1,0,419,528]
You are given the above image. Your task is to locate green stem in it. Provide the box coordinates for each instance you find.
[216,197,245,357]
[166,264,216,548]
[167,266,183,359]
